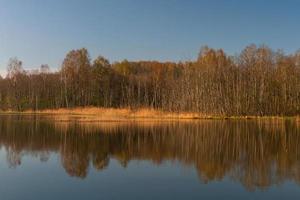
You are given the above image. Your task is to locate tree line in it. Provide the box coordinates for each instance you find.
[1,44,300,116]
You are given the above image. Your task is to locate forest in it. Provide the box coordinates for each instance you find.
[0,44,300,116]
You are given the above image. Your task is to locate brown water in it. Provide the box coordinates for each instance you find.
[1,115,300,199]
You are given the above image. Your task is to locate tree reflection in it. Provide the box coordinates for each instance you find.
[0,115,300,190]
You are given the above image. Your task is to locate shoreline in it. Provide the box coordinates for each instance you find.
[0,107,299,122]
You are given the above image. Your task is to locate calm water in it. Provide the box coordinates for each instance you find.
[1,115,300,199]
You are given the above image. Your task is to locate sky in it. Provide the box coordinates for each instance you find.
[1,0,300,75]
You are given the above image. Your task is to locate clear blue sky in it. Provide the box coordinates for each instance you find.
[1,0,300,74]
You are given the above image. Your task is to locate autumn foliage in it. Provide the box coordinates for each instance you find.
[1,45,300,116]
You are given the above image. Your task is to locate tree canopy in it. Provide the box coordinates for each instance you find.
[1,45,300,116]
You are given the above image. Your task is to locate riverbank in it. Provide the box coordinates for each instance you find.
[1,107,300,122]
[0,107,203,121]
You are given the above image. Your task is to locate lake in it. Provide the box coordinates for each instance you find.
[0,115,300,199]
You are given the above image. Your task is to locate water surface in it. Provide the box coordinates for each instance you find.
[1,115,300,199]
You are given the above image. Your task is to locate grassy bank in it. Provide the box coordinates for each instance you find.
[1,107,205,121]
[1,107,299,122]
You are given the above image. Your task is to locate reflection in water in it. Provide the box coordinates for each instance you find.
[0,115,300,191]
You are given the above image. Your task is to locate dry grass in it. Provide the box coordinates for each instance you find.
[1,107,300,122]
[14,107,208,122]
